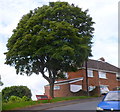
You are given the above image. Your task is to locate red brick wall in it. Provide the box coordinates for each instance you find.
[44,86,50,96]
[44,84,72,97]
[70,81,83,85]
[53,83,88,97]
[87,71,118,91]
[106,72,118,90]
[44,69,119,97]
[68,69,84,79]
[89,70,99,86]
[118,81,120,86]
[54,84,70,97]
[45,82,83,97]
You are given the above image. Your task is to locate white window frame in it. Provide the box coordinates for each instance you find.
[87,70,93,77]
[99,71,107,79]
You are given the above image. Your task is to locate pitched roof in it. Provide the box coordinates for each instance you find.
[83,59,119,72]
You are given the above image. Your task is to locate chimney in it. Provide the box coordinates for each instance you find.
[99,57,105,62]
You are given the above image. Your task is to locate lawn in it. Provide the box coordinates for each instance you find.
[2,96,94,110]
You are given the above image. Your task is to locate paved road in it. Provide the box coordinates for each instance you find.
[47,100,99,110]
[18,97,102,112]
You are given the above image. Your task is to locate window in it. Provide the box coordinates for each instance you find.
[100,85,109,94]
[89,86,95,91]
[100,85,108,89]
[63,72,68,79]
[116,73,120,80]
[54,86,60,90]
[104,92,120,101]
[87,70,93,77]
[99,71,106,79]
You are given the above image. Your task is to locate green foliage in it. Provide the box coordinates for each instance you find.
[3,100,37,110]
[0,75,3,86]
[8,96,22,103]
[4,1,95,97]
[0,81,3,86]
[118,87,120,90]
[8,96,31,103]
[5,1,94,74]
[51,96,92,103]
[3,96,95,110]
[21,96,31,101]
[2,86,32,102]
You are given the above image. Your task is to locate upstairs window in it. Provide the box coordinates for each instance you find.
[63,72,68,79]
[99,71,106,79]
[116,73,120,80]
[87,70,93,77]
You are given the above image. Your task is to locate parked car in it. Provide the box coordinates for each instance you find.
[100,86,109,95]
[96,91,120,111]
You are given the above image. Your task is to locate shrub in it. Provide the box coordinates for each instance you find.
[2,86,32,102]
[8,96,32,103]
[8,96,22,103]
[22,96,31,101]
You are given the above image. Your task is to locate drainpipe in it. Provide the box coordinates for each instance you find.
[97,59,101,96]
[85,61,89,96]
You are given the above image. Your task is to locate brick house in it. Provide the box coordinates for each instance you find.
[44,58,120,97]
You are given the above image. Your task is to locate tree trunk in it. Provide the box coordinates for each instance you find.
[49,82,54,98]
[41,69,56,98]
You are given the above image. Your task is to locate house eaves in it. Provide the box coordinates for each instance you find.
[54,77,83,85]
[82,59,119,73]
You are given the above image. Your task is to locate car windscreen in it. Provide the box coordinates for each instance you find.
[104,92,120,101]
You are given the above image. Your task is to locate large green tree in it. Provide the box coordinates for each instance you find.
[5,2,94,98]
[2,86,32,102]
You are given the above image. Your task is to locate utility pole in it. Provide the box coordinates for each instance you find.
[85,61,89,96]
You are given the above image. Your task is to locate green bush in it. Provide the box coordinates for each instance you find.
[8,96,32,103]
[2,86,32,102]
[22,96,31,101]
[8,96,22,103]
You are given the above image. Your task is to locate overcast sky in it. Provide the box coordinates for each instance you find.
[0,0,119,100]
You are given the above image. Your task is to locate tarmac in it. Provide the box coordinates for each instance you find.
[16,96,103,111]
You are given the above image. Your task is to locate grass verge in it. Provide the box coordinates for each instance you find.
[2,96,96,110]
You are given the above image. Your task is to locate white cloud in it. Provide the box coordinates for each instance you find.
[0,0,47,37]
[0,64,48,100]
[0,41,7,63]
[0,0,119,100]
[91,39,118,66]
[93,2,118,40]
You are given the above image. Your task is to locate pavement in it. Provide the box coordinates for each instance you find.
[17,97,103,111]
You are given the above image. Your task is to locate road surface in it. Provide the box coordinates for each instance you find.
[18,97,102,112]
[47,100,99,110]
